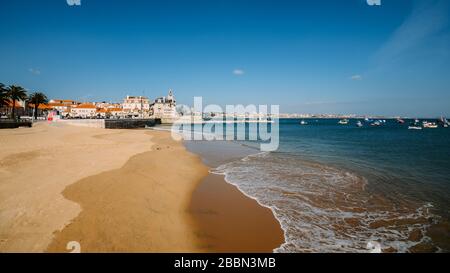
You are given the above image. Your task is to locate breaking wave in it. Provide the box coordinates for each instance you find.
[211,152,439,253]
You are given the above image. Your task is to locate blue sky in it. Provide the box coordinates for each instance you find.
[0,0,449,117]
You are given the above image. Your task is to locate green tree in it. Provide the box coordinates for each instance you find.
[0,83,9,110]
[6,85,27,120]
[28,92,49,119]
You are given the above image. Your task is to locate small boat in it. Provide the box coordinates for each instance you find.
[397,118,405,124]
[408,126,423,130]
[408,119,422,130]
[300,120,308,125]
[439,116,449,128]
[423,122,438,129]
[356,121,363,127]
[338,119,349,125]
[370,121,382,127]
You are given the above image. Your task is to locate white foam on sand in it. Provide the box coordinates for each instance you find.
[211,152,438,253]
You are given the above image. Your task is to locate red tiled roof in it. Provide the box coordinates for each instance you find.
[74,103,96,109]
[108,108,123,112]
[28,103,53,110]
[48,103,67,107]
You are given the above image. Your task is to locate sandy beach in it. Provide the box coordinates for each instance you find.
[190,174,284,252]
[0,122,283,253]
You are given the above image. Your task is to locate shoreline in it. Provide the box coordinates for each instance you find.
[184,140,285,252]
[190,173,285,252]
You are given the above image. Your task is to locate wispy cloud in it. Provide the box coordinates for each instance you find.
[373,0,449,66]
[350,75,362,81]
[233,69,245,76]
[28,68,41,75]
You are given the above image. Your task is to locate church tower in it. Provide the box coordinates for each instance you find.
[167,89,175,104]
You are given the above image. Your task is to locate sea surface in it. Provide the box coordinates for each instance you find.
[171,118,450,253]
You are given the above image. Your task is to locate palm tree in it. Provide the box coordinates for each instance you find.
[28,92,49,119]
[6,85,27,120]
[0,83,9,110]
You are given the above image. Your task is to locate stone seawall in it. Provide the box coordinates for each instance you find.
[105,119,157,129]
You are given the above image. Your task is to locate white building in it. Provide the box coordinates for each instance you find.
[122,96,150,114]
[150,89,177,120]
[108,108,123,118]
[70,103,97,118]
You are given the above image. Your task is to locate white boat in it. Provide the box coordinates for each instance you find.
[338,119,349,125]
[423,121,438,129]
[408,126,423,130]
[370,121,381,127]
[356,121,363,127]
[439,116,449,128]
[300,120,308,125]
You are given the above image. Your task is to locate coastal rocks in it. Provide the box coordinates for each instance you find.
[409,242,438,253]
[408,229,423,242]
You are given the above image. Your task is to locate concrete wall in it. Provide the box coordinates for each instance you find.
[55,119,105,128]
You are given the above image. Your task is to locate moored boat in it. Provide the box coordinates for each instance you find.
[338,119,349,125]
[397,118,405,124]
[370,121,382,127]
[408,126,423,130]
[408,119,422,130]
[438,116,449,128]
[423,121,438,129]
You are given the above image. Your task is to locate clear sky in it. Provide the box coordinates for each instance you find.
[1,0,449,117]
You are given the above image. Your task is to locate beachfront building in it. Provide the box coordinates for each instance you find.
[95,102,122,110]
[70,103,97,118]
[149,89,177,120]
[47,99,79,117]
[49,99,77,105]
[0,100,27,118]
[108,107,123,118]
[48,102,70,115]
[95,108,109,118]
[122,96,150,116]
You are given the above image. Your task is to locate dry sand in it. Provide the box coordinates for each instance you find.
[0,122,156,252]
[0,122,283,253]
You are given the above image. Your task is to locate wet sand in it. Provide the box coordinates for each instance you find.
[190,174,285,252]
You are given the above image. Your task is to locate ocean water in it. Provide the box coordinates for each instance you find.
[179,118,450,252]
